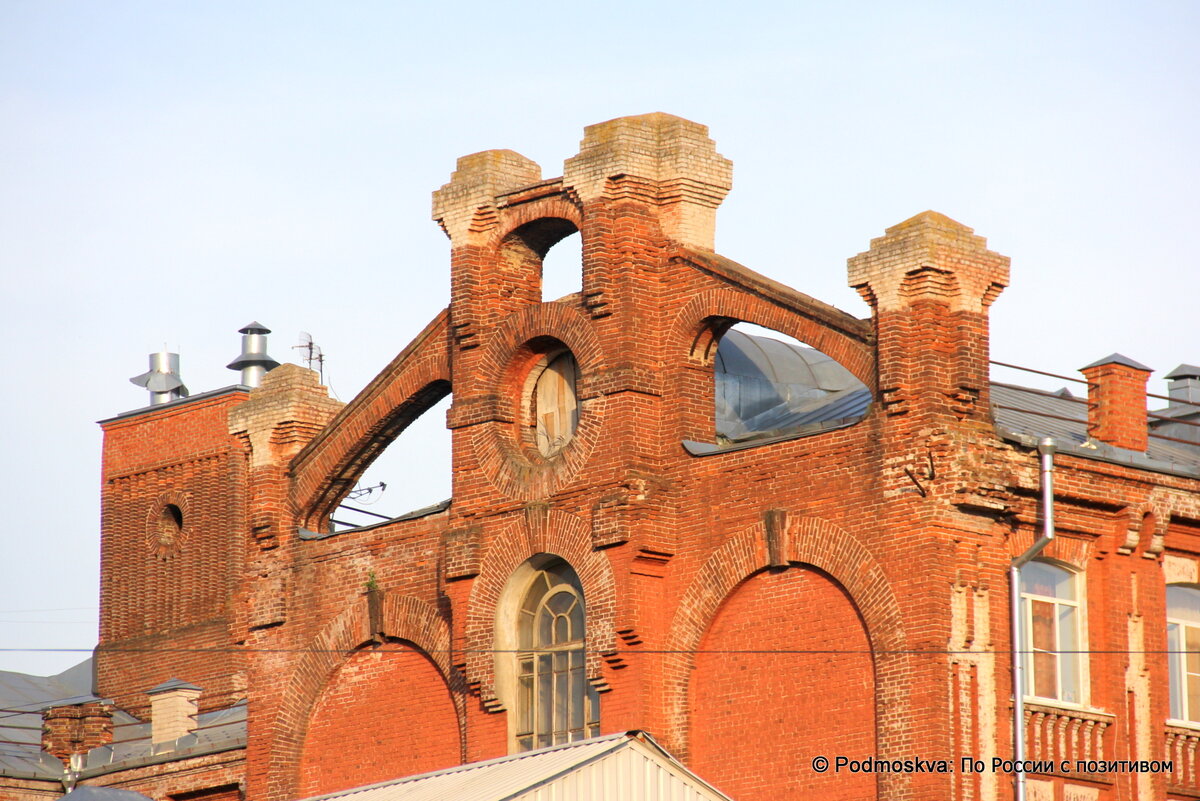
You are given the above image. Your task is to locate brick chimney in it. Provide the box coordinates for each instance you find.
[41,702,113,766]
[147,679,201,746]
[1080,353,1151,451]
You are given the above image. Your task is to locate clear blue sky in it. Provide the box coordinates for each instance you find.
[2,1,1197,675]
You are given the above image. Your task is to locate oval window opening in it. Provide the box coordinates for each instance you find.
[533,352,579,457]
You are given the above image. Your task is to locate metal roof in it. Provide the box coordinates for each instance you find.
[1081,352,1152,372]
[296,731,732,801]
[708,329,1200,474]
[63,787,154,801]
[77,702,246,777]
[0,659,246,783]
[992,383,1200,475]
[146,678,200,695]
[1166,364,1200,381]
[715,329,870,443]
[0,659,97,779]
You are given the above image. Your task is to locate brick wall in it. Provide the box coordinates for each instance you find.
[689,566,875,800]
[296,644,460,797]
[84,114,1200,801]
[98,389,251,713]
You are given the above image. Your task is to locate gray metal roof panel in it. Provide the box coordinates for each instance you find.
[0,747,64,780]
[0,660,97,780]
[1166,364,1200,380]
[146,678,201,695]
[716,329,861,392]
[64,787,154,801]
[1081,353,1152,372]
[991,383,1200,475]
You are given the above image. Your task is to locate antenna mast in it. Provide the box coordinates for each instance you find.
[294,332,325,384]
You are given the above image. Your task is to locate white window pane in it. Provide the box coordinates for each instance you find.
[1021,562,1074,600]
[1170,623,1184,719]
[1169,586,1200,624]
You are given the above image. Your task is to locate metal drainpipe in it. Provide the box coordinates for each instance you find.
[1010,437,1056,801]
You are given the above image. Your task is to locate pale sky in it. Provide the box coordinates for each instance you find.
[2,1,1197,676]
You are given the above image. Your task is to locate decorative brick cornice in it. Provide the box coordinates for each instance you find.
[848,211,1009,314]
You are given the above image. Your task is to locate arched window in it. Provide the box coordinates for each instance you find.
[514,560,599,750]
[531,352,578,458]
[1020,561,1082,704]
[1168,585,1200,722]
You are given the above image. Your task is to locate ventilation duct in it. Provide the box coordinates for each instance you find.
[129,350,189,405]
[226,321,280,388]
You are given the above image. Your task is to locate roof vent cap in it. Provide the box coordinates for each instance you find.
[129,351,188,405]
[1166,364,1200,407]
[226,321,281,388]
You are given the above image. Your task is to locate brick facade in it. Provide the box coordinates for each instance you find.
[14,113,1200,801]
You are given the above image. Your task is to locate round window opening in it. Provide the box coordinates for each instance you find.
[530,351,579,458]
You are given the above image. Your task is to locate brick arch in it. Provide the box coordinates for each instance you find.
[663,516,909,767]
[290,310,452,531]
[463,509,618,707]
[466,303,609,501]
[267,593,457,801]
[670,287,876,389]
[489,195,583,247]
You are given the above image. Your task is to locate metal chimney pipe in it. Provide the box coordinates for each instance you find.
[129,350,189,405]
[226,322,280,388]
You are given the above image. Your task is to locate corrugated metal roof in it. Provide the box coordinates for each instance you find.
[297,732,732,801]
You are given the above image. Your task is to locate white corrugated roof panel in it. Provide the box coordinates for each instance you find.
[296,732,732,801]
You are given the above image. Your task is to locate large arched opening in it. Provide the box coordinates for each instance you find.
[688,565,876,800]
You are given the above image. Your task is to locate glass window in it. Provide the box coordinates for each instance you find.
[1020,561,1082,704]
[515,560,599,750]
[532,353,578,457]
[1168,585,1200,722]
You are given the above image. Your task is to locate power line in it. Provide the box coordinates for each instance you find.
[0,608,97,614]
[1,646,1195,656]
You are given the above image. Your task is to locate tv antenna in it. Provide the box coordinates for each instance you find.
[348,482,387,503]
[294,332,325,384]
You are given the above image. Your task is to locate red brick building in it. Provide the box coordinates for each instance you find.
[5,113,1200,801]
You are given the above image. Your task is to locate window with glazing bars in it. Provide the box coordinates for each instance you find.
[515,563,599,751]
[1020,560,1082,704]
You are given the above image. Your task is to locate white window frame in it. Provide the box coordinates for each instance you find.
[1020,560,1085,706]
[1167,584,1200,725]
